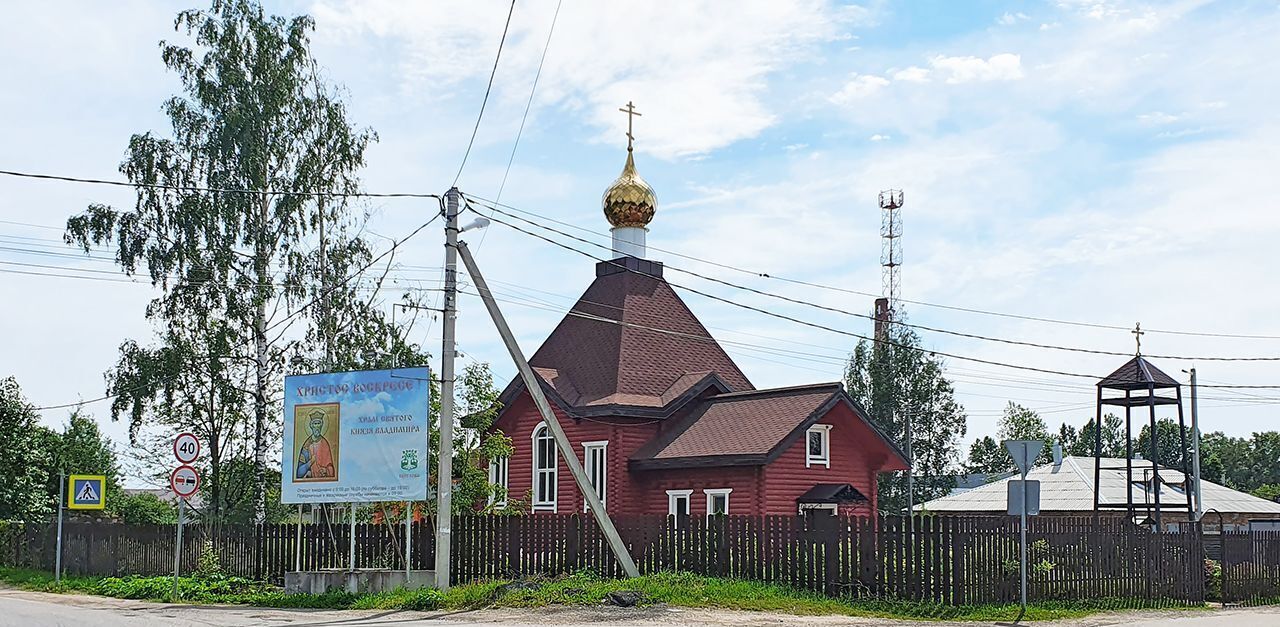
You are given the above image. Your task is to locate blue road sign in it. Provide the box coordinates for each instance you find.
[68,475,106,510]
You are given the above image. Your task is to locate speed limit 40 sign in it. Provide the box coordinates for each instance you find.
[173,433,200,464]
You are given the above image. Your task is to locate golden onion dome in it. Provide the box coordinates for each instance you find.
[602,149,657,229]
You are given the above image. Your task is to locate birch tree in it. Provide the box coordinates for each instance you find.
[65,0,400,521]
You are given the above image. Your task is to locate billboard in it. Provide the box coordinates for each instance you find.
[281,367,431,504]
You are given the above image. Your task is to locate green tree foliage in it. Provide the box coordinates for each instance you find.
[1252,484,1280,503]
[998,402,1053,466]
[1199,430,1280,493]
[1067,413,1126,458]
[110,492,178,524]
[0,377,54,521]
[845,322,967,512]
[33,410,122,519]
[966,403,1054,475]
[64,0,416,522]
[1136,418,1192,469]
[452,363,512,512]
[964,435,1008,475]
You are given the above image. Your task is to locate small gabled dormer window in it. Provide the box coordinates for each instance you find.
[806,424,832,468]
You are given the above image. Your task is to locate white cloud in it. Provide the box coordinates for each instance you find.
[869,134,890,142]
[828,73,890,103]
[998,12,1030,26]
[1137,111,1180,125]
[892,66,931,82]
[311,0,869,158]
[928,53,1024,84]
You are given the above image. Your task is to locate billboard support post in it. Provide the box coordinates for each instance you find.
[405,502,412,577]
[348,504,356,571]
[295,505,302,572]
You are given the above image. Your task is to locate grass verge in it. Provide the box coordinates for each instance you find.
[0,567,1206,620]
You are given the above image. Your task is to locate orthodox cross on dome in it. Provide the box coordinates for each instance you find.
[619,101,642,152]
[1132,322,1144,356]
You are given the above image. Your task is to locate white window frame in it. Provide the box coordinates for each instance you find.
[806,424,832,468]
[532,422,558,512]
[667,489,692,517]
[582,441,608,512]
[704,488,732,517]
[487,455,509,509]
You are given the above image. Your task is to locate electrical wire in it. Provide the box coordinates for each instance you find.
[462,203,1280,389]
[30,210,443,411]
[475,0,563,255]
[0,169,442,199]
[451,0,518,188]
[494,0,560,204]
[464,196,1280,362]
[462,192,1280,342]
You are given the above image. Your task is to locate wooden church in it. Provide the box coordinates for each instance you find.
[485,113,907,518]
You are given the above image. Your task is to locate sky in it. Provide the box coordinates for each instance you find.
[2,0,1279,484]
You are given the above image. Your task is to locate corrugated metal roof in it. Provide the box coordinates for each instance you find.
[919,456,1280,515]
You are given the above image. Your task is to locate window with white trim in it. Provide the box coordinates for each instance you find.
[704,488,731,516]
[582,441,608,512]
[487,456,509,508]
[667,490,692,517]
[532,423,557,511]
[806,424,832,468]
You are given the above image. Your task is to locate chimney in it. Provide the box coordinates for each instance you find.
[1052,441,1063,466]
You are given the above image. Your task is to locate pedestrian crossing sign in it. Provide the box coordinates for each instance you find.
[68,475,106,510]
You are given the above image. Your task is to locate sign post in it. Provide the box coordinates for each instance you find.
[55,471,64,584]
[169,434,201,600]
[1004,440,1043,624]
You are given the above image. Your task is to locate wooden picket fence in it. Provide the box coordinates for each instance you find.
[1221,529,1280,605]
[0,515,1213,605]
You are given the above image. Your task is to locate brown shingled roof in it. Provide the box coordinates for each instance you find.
[648,384,840,460]
[522,257,753,409]
[1098,356,1180,390]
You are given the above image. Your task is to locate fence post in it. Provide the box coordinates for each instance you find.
[565,514,581,573]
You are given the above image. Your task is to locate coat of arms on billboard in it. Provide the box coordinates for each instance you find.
[295,403,340,482]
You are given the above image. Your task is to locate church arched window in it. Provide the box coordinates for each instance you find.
[532,422,558,511]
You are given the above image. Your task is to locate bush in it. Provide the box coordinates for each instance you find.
[194,541,223,580]
[1203,559,1222,601]
[110,492,177,525]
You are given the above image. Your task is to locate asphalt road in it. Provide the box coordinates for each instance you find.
[2,588,1279,627]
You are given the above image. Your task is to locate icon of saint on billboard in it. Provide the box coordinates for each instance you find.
[295,403,340,482]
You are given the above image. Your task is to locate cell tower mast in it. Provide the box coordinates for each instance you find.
[876,190,904,338]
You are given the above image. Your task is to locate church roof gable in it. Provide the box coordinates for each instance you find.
[519,258,753,410]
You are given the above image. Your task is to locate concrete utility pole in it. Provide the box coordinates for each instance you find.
[455,239,640,578]
[434,188,460,589]
[1189,367,1203,521]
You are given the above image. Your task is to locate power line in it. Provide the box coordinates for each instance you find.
[30,210,443,411]
[0,219,65,231]
[464,195,1280,362]
[452,0,518,188]
[462,208,1104,380]
[0,169,443,199]
[462,192,1280,342]
[474,0,562,256]
[494,0,561,203]
[463,203,1280,389]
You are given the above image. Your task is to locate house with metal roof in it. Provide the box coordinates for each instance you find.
[918,452,1280,530]
[483,131,908,518]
